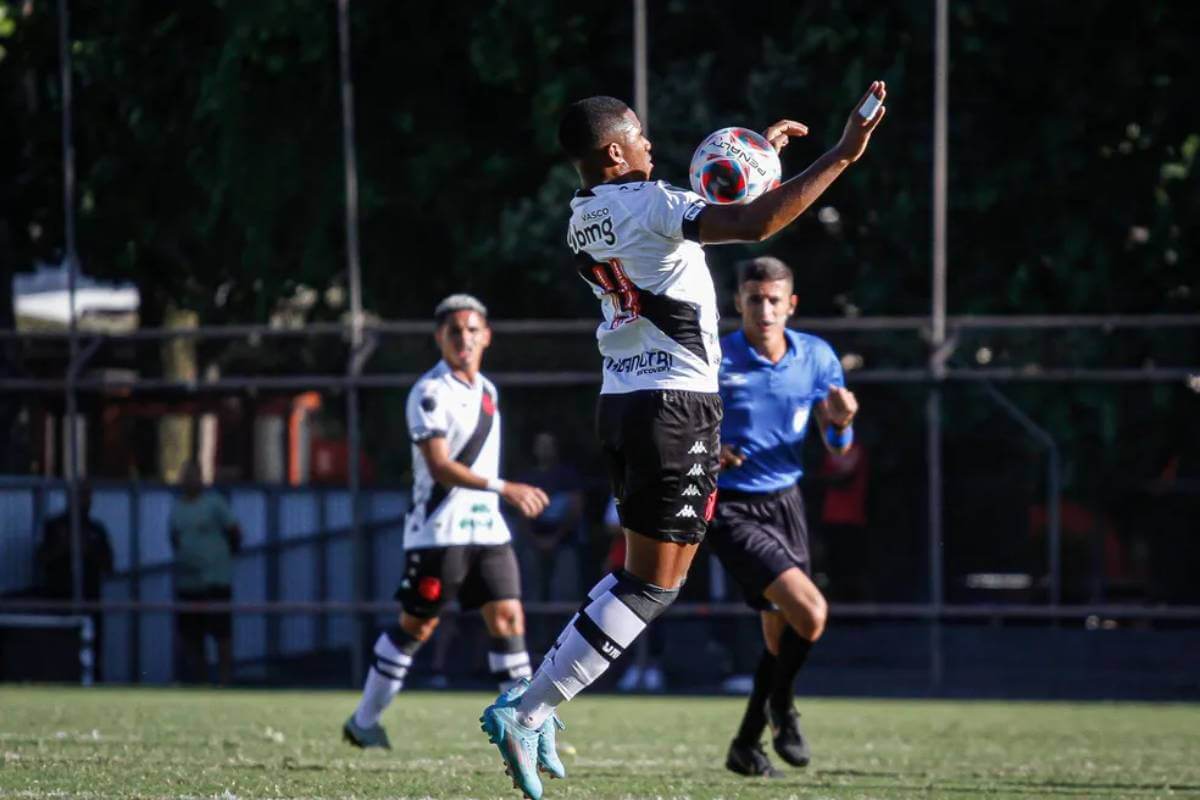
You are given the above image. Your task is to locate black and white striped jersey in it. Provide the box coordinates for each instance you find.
[566,180,719,395]
[404,360,510,548]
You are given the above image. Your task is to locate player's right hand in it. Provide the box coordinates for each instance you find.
[719,444,747,471]
[835,80,887,163]
[501,482,550,518]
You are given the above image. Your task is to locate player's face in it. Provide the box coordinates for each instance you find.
[435,310,491,374]
[617,109,653,178]
[736,279,796,341]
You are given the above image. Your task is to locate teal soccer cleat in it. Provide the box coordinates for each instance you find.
[536,713,567,780]
[498,678,568,780]
[480,698,544,800]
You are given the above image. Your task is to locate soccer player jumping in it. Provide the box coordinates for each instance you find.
[480,82,886,799]
[712,256,858,777]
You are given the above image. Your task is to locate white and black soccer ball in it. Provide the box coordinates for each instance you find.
[688,127,781,205]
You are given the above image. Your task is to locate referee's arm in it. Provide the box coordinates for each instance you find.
[814,385,858,455]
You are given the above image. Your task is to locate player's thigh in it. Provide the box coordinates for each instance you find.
[599,390,721,546]
[395,545,469,621]
[461,543,523,631]
[706,499,786,613]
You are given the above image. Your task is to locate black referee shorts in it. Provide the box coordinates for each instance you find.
[707,483,810,611]
[597,389,722,544]
[395,543,522,619]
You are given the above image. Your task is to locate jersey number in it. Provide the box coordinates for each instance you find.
[591,258,641,327]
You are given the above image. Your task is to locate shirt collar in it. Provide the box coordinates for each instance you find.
[737,329,796,369]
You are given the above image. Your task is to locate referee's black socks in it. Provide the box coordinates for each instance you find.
[734,648,776,746]
[769,626,814,715]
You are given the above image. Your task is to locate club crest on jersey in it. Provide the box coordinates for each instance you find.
[567,216,617,253]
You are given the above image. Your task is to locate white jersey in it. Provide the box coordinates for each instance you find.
[404,360,510,548]
[566,180,720,394]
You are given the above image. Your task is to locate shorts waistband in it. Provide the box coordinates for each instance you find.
[717,483,798,503]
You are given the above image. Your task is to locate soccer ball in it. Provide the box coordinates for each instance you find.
[689,127,782,204]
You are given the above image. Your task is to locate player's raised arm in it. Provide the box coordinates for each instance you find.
[699,81,887,245]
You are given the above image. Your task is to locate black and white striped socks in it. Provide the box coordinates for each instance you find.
[353,627,423,728]
[516,571,679,728]
[489,634,533,690]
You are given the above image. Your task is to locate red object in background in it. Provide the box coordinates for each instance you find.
[310,437,376,485]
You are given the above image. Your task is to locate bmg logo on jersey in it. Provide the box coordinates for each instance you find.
[568,214,617,253]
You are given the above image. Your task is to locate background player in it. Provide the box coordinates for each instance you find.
[479,82,886,799]
[710,256,859,777]
[343,294,549,748]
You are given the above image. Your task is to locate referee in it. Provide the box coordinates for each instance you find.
[709,256,859,777]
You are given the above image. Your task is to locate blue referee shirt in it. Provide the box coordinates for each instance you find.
[717,328,845,494]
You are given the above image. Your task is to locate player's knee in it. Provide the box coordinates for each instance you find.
[488,601,524,637]
[400,613,440,641]
[612,570,680,623]
[805,593,828,641]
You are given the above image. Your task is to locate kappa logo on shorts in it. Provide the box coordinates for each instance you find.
[675,505,698,518]
[680,484,702,497]
[687,440,707,454]
[686,463,705,477]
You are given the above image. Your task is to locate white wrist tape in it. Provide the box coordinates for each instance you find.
[858,93,882,120]
[485,478,506,493]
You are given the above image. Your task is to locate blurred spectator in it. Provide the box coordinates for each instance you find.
[35,482,114,680]
[170,460,241,684]
[513,432,583,602]
[1144,443,1200,604]
[818,441,871,602]
[36,482,113,601]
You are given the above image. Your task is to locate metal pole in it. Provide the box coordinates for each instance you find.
[633,0,648,132]
[927,0,950,691]
[337,0,366,686]
[976,381,1063,606]
[1047,445,1062,606]
[58,0,83,607]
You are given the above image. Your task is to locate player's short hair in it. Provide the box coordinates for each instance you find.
[736,256,794,288]
[558,96,635,161]
[434,293,488,326]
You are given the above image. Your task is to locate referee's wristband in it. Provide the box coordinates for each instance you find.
[825,424,854,449]
[485,478,507,493]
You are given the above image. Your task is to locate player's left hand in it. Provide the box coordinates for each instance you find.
[822,384,858,428]
[763,119,809,153]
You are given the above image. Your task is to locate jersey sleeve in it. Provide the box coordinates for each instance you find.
[406,381,450,442]
[640,182,708,242]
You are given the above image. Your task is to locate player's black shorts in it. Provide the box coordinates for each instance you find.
[597,389,722,544]
[176,586,233,642]
[706,483,809,611]
[395,542,522,619]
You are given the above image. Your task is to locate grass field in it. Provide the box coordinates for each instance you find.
[1,687,1198,799]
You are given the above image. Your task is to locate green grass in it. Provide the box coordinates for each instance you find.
[0,688,1198,799]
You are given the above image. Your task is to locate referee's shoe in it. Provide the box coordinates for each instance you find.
[725,739,784,778]
[768,706,811,767]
